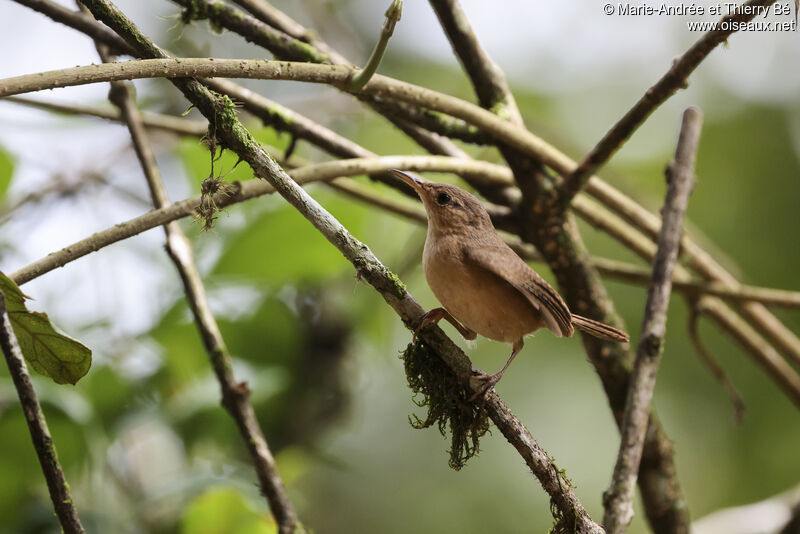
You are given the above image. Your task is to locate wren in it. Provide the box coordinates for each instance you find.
[392,169,630,401]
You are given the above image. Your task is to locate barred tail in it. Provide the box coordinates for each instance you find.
[571,314,630,343]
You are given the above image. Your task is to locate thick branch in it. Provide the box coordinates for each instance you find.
[0,293,85,534]
[561,0,779,203]
[603,107,701,533]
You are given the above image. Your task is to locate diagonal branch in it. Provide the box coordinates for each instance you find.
[560,0,780,204]
[0,293,85,534]
[603,106,701,534]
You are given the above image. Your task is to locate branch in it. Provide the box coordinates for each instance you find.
[560,0,780,203]
[585,178,800,370]
[3,95,207,136]
[13,0,133,55]
[91,38,301,530]
[590,257,800,309]
[428,0,522,124]
[228,0,346,63]
[603,107,701,533]
[574,194,800,408]
[350,0,402,91]
[688,303,746,421]
[7,155,514,286]
[176,0,330,63]
[0,293,85,534]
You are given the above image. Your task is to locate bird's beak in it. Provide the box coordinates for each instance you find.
[390,169,425,195]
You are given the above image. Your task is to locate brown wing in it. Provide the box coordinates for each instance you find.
[465,245,574,338]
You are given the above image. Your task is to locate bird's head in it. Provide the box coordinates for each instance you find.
[391,169,492,237]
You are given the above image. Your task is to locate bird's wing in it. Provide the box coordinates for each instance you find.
[465,245,574,338]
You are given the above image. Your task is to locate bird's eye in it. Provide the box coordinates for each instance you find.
[436,192,452,205]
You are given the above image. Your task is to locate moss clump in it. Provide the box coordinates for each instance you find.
[402,340,489,470]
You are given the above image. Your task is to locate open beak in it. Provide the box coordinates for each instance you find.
[390,169,425,194]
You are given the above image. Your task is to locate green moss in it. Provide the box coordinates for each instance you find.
[402,340,489,470]
[385,271,407,299]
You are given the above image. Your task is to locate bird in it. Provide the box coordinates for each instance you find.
[391,169,630,401]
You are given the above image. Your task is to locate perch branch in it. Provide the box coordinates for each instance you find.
[0,293,85,534]
[603,107,701,534]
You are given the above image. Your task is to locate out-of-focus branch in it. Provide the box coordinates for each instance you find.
[586,178,800,369]
[3,96,207,136]
[688,303,746,421]
[230,0,345,62]
[603,107,701,534]
[12,0,133,55]
[90,34,301,530]
[574,195,800,408]
[693,483,800,534]
[560,0,780,203]
[428,0,522,125]
[0,293,85,534]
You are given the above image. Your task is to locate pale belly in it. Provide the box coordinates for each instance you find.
[423,242,544,343]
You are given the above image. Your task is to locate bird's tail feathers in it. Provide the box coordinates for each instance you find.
[571,314,630,343]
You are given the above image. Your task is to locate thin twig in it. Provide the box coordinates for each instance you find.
[688,301,746,422]
[603,107,701,533]
[75,3,605,528]
[0,293,85,534]
[561,0,780,204]
[3,96,207,136]
[349,0,402,91]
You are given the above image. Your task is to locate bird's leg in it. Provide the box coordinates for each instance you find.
[413,307,477,343]
[469,339,523,402]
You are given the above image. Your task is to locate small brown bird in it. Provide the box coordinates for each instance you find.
[392,169,629,400]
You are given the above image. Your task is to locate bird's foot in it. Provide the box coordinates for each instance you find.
[468,372,502,402]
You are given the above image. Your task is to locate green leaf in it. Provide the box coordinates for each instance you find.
[0,145,14,199]
[180,486,277,534]
[0,272,91,385]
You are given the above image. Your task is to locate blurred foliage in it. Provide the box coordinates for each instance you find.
[0,3,799,534]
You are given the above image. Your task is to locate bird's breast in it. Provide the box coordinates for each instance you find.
[423,238,545,343]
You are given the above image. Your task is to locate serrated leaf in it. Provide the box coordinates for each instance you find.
[0,272,91,385]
